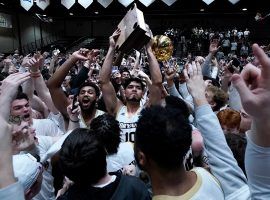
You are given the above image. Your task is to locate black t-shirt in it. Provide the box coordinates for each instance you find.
[57,174,151,200]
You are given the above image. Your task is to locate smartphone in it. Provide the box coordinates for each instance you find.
[232,58,240,67]
[72,94,78,111]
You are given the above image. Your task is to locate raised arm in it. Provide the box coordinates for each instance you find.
[145,40,162,105]
[232,44,270,199]
[99,29,122,116]
[27,54,59,115]
[0,73,30,194]
[184,62,250,199]
[47,49,89,120]
[202,39,220,77]
[164,67,194,111]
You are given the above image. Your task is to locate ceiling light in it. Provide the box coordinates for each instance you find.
[200,9,205,12]
[69,12,74,16]
[242,8,247,11]
[43,14,47,16]
[94,11,99,14]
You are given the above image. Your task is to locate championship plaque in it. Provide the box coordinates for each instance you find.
[115,4,151,53]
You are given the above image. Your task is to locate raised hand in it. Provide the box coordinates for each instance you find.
[71,48,90,61]
[67,96,81,122]
[87,49,100,63]
[231,44,270,120]
[21,54,32,68]
[0,72,31,98]
[164,66,177,82]
[109,28,121,48]
[27,55,44,72]
[184,61,207,106]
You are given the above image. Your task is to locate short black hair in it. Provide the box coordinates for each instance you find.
[15,92,29,101]
[90,114,121,155]
[165,95,191,119]
[122,77,145,91]
[78,81,100,97]
[135,106,192,170]
[59,128,107,185]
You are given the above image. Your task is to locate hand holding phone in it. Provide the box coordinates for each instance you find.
[72,94,78,111]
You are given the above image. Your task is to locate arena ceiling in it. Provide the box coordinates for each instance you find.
[0,0,268,18]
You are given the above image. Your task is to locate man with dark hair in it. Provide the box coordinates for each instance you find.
[100,29,162,142]
[58,128,150,200]
[90,114,135,174]
[134,106,225,199]
[48,49,104,128]
[10,92,63,137]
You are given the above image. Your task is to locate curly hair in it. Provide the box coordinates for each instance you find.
[90,114,121,155]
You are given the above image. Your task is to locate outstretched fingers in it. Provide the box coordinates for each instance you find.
[252,43,270,79]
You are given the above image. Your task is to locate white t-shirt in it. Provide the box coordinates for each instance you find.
[31,136,55,200]
[106,142,135,173]
[244,30,250,37]
[153,167,224,200]
[33,118,63,137]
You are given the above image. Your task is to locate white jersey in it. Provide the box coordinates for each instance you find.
[106,142,135,173]
[153,167,224,200]
[116,106,142,142]
[79,109,104,128]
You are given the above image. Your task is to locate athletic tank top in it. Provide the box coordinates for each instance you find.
[116,106,142,142]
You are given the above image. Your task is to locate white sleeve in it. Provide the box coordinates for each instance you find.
[195,104,250,200]
[33,119,64,137]
[47,112,66,133]
[0,181,24,200]
[228,84,242,111]
[245,130,270,200]
[167,84,194,111]
[37,136,54,159]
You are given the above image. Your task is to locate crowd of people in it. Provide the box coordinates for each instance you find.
[0,23,270,200]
